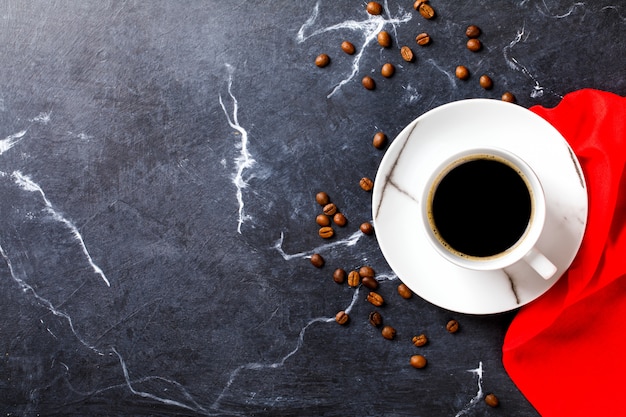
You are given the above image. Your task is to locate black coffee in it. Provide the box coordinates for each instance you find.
[431,158,531,257]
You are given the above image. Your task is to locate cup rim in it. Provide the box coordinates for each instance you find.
[422,147,546,271]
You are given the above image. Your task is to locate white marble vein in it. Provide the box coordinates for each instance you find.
[426,58,457,89]
[0,243,104,355]
[502,24,560,99]
[11,171,111,287]
[273,229,364,260]
[112,348,213,415]
[454,361,484,417]
[29,111,52,124]
[297,0,413,98]
[602,5,626,22]
[219,64,256,234]
[212,286,363,409]
[0,130,27,155]
[537,1,585,18]
[0,112,54,156]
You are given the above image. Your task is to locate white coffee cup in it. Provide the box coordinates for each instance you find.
[421,147,557,280]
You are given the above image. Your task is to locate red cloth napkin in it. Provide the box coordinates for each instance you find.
[503,89,626,416]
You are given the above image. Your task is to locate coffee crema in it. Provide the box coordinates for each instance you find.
[428,155,532,258]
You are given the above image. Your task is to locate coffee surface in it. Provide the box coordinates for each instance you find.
[431,158,531,257]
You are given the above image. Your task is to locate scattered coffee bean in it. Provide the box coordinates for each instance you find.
[333,268,346,284]
[359,266,375,278]
[310,253,325,268]
[323,203,338,216]
[361,276,379,290]
[315,53,330,67]
[368,311,383,327]
[315,191,330,206]
[466,38,482,52]
[341,40,355,55]
[502,91,516,103]
[410,354,427,369]
[397,283,413,299]
[418,3,435,19]
[372,131,387,149]
[360,177,374,191]
[362,75,376,90]
[381,63,395,78]
[485,393,500,407]
[316,214,330,227]
[412,334,428,347]
[319,226,334,239]
[465,24,481,38]
[366,1,383,15]
[455,65,470,80]
[479,74,493,89]
[333,212,347,227]
[381,325,396,340]
[377,31,391,47]
[446,319,460,333]
[367,291,384,307]
[335,310,349,325]
[416,32,431,46]
[347,270,361,287]
[360,222,374,235]
[400,46,414,62]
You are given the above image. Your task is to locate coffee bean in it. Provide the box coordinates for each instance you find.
[367,291,384,307]
[381,325,396,340]
[368,311,383,327]
[377,31,391,47]
[381,63,395,78]
[333,268,346,284]
[366,1,383,15]
[412,334,428,347]
[335,310,349,325]
[466,38,482,52]
[485,393,499,407]
[416,32,431,46]
[360,222,374,235]
[347,270,361,287]
[362,75,376,90]
[360,177,374,191]
[315,53,330,67]
[310,253,324,268]
[455,65,470,80]
[397,283,413,299]
[316,191,330,206]
[446,319,460,333]
[341,41,355,55]
[465,25,481,38]
[479,74,493,89]
[372,131,387,149]
[316,214,330,227]
[323,203,338,216]
[502,91,516,103]
[418,3,435,19]
[410,354,427,369]
[362,276,379,290]
[319,226,334,239]
[400,46,414,62]
[333,212,347,227]
[359,266,375,278]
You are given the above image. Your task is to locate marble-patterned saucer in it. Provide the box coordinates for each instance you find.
[372,99,588,314]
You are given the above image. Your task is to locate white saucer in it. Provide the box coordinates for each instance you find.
[372,99,588,314]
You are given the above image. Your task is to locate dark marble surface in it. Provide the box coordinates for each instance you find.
[0,1,624,416]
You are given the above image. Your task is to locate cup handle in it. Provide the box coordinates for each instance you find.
[523,247,557,280]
